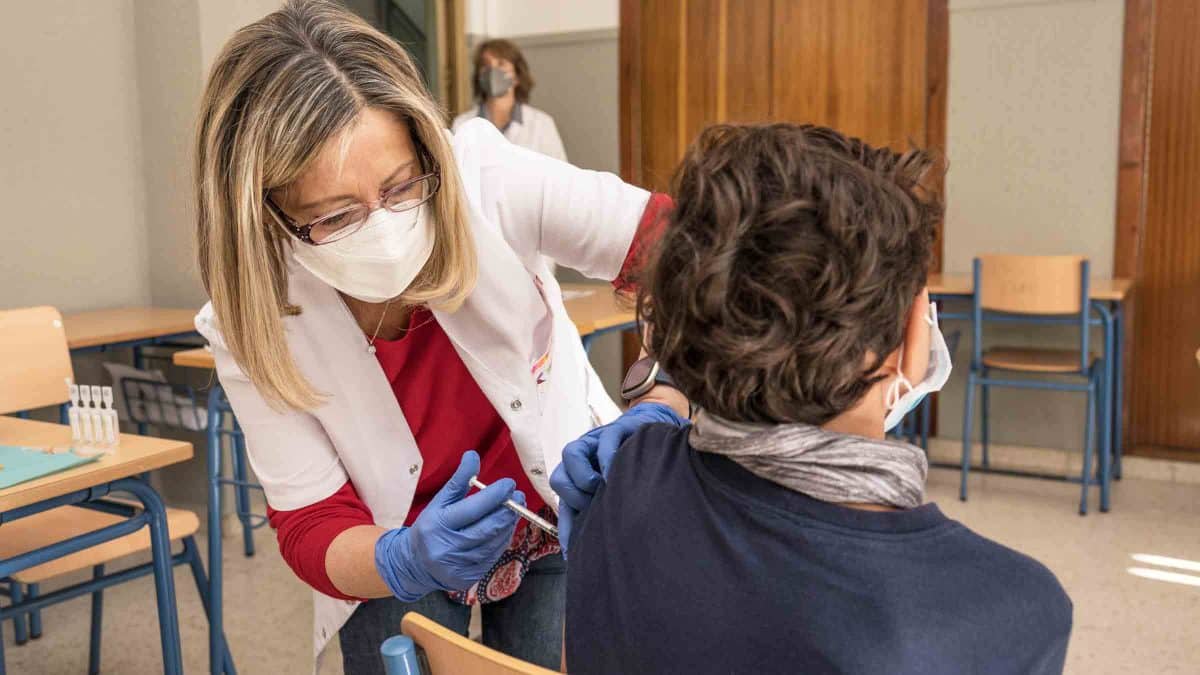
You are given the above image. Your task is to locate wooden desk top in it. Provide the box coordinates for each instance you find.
[63,307,199,350]
[0,418,193,513]
[173,347,214,369]
[560,283,636,335]
[173,284,636,371]
[928,274,1133,302]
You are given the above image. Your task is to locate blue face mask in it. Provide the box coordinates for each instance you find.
[883,303,953,432]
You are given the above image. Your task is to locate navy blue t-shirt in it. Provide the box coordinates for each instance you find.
[566,424,1072,675]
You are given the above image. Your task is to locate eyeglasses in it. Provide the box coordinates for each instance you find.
[267,171,441,245]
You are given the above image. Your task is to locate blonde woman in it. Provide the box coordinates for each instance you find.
[193,1,685,672]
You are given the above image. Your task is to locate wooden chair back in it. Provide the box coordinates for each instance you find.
[400,612,559,675]
[0,306,73,414]
[977,255,1086,315]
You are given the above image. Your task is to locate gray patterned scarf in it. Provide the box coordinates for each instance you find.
[688,410,928,509]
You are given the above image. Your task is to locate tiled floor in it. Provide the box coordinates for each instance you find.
[3,466,1198,674]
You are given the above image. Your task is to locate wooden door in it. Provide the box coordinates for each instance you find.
[1126,0,1200,455]
[621,0,946,185]
[619,0,948,368]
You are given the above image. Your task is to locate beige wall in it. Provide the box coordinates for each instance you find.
[944,0,1124,276]
[466,0,618,37]
[199,0,285,72]
[146,0,283,309]
[0,0,281,504]
[136,0,208,309]
[0,2,150,313]
[0,0,284,314]
[938,0,1125,450]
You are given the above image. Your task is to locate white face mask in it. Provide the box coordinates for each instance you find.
[884,303,953,432]
[290,204,435,304]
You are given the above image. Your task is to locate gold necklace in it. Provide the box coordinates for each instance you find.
[366,299,393,354]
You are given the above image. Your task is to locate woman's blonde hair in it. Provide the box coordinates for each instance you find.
[195,0,476,411]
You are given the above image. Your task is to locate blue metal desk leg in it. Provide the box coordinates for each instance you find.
[1112,301,1124,479]
[133,346,149,437]
[10,584,26,645]
[981,367,991,467]
[183,537,237,674]
[1080,371,1096,516]
[1098,361,1112,513]
[207,387,226,675]
[230,423,255,558]
[114,478,183,675]
[89,564,105,674]
[1093,303,1114,512]
[27,583,41,638]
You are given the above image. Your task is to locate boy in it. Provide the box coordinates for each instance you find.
[556,124,1072,674]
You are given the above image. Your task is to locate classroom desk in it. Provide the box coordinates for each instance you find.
[928,273,1134,492]
[0,417,193,674]
[64,307,202,436]
[63,307,199,352]
[173,347,214,369]
[560,283,637,341]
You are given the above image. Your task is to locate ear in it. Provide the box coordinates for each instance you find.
[899,288,931,383]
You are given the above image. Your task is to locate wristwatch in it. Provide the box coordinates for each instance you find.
[620,356,681,402]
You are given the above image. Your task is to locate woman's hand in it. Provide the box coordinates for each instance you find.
[374,451,521,601]
[551,402,689,558]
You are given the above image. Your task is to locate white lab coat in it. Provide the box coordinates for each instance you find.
[452,103,567,163]
[194,119,645,665]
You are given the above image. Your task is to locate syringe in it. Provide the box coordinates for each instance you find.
[469,476,559,538]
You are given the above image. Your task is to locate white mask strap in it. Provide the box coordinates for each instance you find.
[886,351,913,409]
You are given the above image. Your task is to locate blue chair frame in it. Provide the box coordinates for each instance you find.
[960,258,1110,514]
[0,479,235,675]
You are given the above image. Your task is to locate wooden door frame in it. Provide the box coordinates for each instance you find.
[619,0,644,187]
[618,0,644,375]
[1114,0,1154,452]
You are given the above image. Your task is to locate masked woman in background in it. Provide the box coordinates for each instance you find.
[453,39,567,162]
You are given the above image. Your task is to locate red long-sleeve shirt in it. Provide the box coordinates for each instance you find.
[267,193,673,600]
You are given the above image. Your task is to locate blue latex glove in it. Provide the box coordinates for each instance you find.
[375,450,522,601]
[550,402,688,557]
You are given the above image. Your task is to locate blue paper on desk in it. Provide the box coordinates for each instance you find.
[0,445,99,489]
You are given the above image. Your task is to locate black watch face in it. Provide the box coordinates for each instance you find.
[622,357,656,397]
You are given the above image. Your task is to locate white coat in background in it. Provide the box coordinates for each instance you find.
[194,119,646,666]
[452,103,567,163]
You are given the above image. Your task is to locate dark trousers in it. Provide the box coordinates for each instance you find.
[339,553,565,674]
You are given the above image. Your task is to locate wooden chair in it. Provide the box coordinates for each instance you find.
[0,306,233,674]
[961,256,1109,514]
[385,611,559,675]
[0,307,73,415]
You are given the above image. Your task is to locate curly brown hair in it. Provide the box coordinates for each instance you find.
[639,123,941,425]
